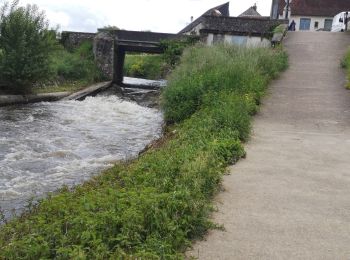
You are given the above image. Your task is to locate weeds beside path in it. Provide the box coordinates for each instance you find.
[0,44,287,259]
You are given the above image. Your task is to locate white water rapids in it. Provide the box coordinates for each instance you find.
[0,95,163,217]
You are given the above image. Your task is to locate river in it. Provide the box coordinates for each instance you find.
[0,94,163,218]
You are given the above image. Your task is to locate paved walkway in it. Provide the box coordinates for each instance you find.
[188,32,350,259]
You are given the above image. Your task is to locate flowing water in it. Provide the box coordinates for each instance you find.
[0,95,163,218]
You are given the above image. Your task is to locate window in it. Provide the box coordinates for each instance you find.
[314,21,319,29]
[300,18,311,30]
[213,34,224,44]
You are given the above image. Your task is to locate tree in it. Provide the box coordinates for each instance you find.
[102,25,119,30]
[0,0,56,94]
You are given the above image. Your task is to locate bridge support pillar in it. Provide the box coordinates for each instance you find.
[113,45,126,85]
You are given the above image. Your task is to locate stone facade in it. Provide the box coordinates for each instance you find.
[93,32,115,80]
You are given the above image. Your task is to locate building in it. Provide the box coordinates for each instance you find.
[180,2,286,47]
[271,0,350,31]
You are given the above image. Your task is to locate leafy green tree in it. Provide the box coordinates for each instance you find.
[102,25,120,30]
[0,0,56,94]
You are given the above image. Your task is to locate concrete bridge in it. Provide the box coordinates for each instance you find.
[93,30,178,85]
[110,30,178,84]
[61,30,179,84]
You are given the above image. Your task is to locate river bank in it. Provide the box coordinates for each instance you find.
[0,45,288,259]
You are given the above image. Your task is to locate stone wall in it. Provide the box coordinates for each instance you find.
[93,32,115,80]
[60,31,96,50]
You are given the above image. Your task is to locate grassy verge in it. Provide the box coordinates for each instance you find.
[341,47,350,89]
[0,44,288,259]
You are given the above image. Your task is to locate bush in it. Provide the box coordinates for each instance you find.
[162,44,288,123]
[160,36,200,67]
[50,41,103,83]
[0,44,287,258]
[0,1,57,94]
[342,47,350,89]
[124,54,164,79]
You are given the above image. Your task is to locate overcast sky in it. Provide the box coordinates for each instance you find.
[5,0,273,33]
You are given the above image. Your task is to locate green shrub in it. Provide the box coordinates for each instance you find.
[124,54,165,79]
[160,36,200,67]
[0,44,287,258]
[0,0,57,94]
[162,44,288,123]
[342,47,350,89]
[273,24,286,34]
[50,41,103,83]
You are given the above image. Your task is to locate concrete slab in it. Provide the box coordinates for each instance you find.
[62,81,111,101]
[0,92,70,107]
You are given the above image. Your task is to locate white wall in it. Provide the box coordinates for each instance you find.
[183,21,272,48]
[205,33,271,48]
[291,16,333,31]
[183,23,204,35]
[279,14,333,31]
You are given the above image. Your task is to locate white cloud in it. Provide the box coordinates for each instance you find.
[45,10,70,28]
[15,0,272,33]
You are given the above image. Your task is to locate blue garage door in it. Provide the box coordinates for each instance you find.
[324,19,333,31]
[300,18,311,30]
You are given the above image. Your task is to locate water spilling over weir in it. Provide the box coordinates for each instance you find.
[0,94,163,217]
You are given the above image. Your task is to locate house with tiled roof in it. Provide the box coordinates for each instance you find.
[180,2,287,47]
[179,2,230,35]
[271,0,350,31]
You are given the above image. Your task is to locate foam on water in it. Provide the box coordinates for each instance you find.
[0,95,163,217]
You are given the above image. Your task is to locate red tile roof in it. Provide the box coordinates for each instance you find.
[279,0,350,17]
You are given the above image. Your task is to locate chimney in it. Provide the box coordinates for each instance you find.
[270,0,279,19]
[190,16,194,22]
[253,3,257,11]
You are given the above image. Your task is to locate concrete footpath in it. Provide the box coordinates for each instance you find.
[188,32,350,259]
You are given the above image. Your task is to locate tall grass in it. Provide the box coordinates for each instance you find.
[0,44,287,259]
[162,44,288,123]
